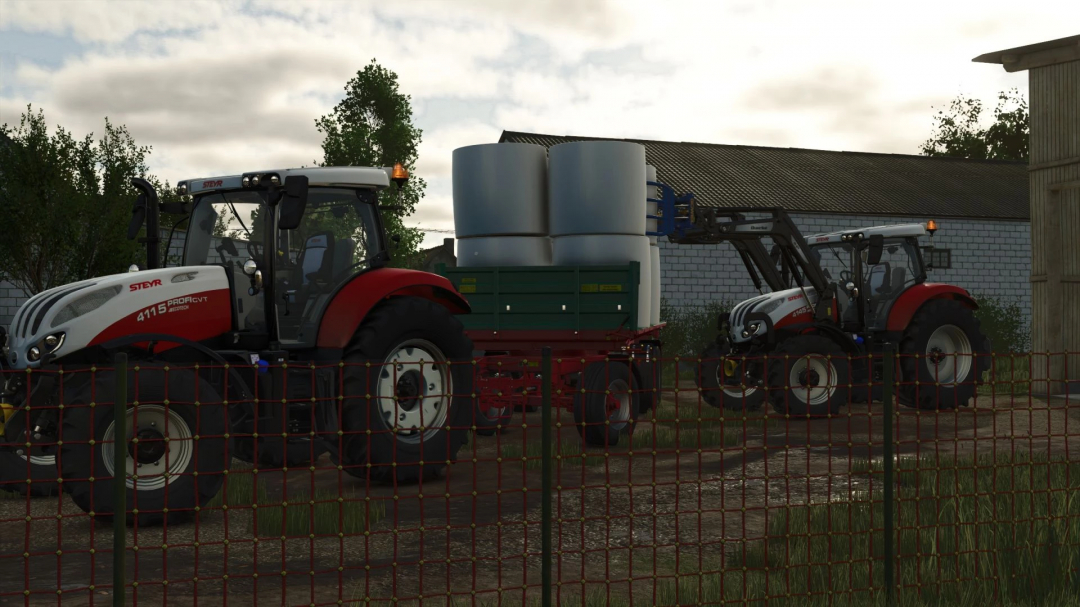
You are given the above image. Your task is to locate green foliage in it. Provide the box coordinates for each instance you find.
[0,106,162,294]
[658,298,732,360]
[316,60,426,269]
[920,89,1029,162]
[971,293,1030,353]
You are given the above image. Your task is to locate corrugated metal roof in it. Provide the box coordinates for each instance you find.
[499,131,1029,221]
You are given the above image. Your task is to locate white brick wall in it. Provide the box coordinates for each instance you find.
[1,279,30,327]
[0,215,1034,328]
[658,213,1032,325]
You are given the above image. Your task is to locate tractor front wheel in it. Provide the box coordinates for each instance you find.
[337,297,474,484]
[698,342,765,412]
[767,336,849,417]
[0,405,60,496]
[59,367,230,526]
[899,300,989,410]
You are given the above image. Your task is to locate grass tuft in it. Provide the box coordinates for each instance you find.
[203,468,385,537]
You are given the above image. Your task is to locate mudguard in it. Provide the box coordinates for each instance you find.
[886,283,977,332]
[316,268,471,349]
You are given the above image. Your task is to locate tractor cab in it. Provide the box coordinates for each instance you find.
[167,166,400,351]
[806,223,930,331]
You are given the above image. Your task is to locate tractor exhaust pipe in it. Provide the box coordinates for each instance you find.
[129,178,161,271]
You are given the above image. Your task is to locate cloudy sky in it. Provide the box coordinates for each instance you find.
[1,0,1075,248]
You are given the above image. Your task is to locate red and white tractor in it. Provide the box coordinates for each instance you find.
[675,207,990,416]
[0,166,477,524]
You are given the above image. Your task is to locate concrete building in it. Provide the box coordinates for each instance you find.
[976,34,1080,391]
[500,131,1031,328]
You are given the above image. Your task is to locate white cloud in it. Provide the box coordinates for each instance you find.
[2,0,1078,251]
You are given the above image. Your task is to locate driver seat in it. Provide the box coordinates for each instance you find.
[296,232,335,287]
[283,233,335,327]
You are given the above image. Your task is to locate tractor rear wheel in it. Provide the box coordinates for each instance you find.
[337,297,474,484]
[573,361,638,447]
[899,300,989,410]
[0,405,60,496]
[767,336,849,417]
[59,366,229,526]
[698,342,765,412]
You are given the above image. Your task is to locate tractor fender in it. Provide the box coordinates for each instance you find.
[316,268,472,349]
[885,284,977,332]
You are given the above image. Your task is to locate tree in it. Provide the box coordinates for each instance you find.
[315,60,426,268]
[0,106,158,295]
[920,89,1029,162]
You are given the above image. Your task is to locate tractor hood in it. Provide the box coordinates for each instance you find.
[4,266,232,369]
[728,287,819,344]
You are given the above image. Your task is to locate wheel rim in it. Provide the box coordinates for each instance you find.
[717,358,758,399]
[9,414,57,468]
[606,378,632,432]
[787,355,837,407]
[102,405,193,491]
[924,324,973,384]
[376,339,451,444]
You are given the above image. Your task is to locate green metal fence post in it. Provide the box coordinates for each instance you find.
[113,353,128,607]
[540,347,553,607]
[882,344,896,607]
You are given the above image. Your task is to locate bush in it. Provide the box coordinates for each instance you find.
[971,294,1030,353]
[657,298,732,360]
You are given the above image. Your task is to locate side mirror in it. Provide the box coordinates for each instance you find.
[218,237,239,258]
[278,175,309,230]
[866,234,884,266]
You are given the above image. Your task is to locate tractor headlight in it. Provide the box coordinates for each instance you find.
[27,347,40,362]
[747,322,762,335]
[51,286,122,328]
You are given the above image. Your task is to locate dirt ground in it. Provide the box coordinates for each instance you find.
[2,385,1077,607]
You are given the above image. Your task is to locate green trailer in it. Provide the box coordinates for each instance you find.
[434,262,661,446]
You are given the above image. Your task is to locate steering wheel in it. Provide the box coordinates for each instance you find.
[840,270,853,284]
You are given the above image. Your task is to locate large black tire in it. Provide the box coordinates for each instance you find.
[573,361,639,447]
[0,404,60,496]
[767,336,850,417]
[59,366,230,526]
[697,343,766,412]
[337,297,474,484]
[899,300,989,410]
[473,402,508,437]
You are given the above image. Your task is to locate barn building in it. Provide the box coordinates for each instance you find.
[499,131,1031,329]
[975,34,1080,392]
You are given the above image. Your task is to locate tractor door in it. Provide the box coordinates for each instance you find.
[185,193,268,333]
[275,188,383,346]
[812,242,859,327]
[862,238,923,330]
